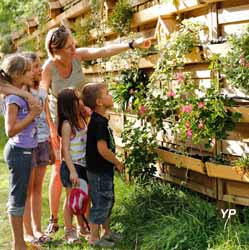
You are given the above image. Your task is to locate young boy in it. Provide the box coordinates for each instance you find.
[81,83,124,247]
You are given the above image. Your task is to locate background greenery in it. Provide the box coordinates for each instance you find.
[0,116,249,249]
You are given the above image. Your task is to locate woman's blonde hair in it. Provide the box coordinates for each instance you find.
[1,53,31,84]
[45,25,71,58]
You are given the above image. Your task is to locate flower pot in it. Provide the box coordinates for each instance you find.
[155,148,205,174]
[206,162,249,183]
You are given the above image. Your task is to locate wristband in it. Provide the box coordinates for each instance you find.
[128,40,135,49]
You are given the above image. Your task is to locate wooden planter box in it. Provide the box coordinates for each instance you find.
[206,162,249,183]
[158,164,217,198]
[156,148,205,174]
[48,0,62,18]
[220,180,249,206]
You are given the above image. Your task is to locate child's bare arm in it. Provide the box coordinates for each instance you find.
[5,103,41,137]
[97,140,124,173]
[0,83,38,106]
[61,122,79,185]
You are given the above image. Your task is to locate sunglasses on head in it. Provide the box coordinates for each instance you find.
[51,25,67,42]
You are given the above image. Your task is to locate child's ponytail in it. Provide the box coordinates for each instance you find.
[0,69,12,84]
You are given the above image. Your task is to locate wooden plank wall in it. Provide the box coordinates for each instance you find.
[18,0,248,158]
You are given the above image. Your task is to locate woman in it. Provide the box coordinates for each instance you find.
[41,25,150,234]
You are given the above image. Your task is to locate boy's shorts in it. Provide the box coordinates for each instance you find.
[87,171,114,225]
[32,140,53,167]
[4,142,33,216]
[60,161,88,188]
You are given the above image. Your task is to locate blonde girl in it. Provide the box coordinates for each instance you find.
[22,52,52,245]
[2,54,41,250]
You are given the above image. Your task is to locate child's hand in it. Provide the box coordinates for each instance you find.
[70,171,79,185]
[115,162,124,174]
[26,92,40,106]
[29,102,42,117]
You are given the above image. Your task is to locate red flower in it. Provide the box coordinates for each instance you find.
[138,105,147,116]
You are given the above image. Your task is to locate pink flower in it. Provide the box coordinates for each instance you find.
[198,102,204,109]
[185,121,191,128]
[167,90,176,97]
[186,129,192,138]
[182,104,193,113]
[138,105,147,116]
[176,72,184,83]
[198,120,204,129]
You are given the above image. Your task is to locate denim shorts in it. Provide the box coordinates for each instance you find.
[32,140,53,167]
[3,142,33,216]
[60,161,88,188]
[87,171,114,225]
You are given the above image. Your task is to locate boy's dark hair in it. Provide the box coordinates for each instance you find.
[57,88,83,137]
[81,83,106,110]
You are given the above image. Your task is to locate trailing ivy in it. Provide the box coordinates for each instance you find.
[108,0,133,36]
[111,68,149,112]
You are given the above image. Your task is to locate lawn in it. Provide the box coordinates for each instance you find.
[1,115,249,250]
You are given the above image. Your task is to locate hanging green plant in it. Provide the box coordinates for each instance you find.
[122,121,158,183]
[222,26,249,93]
[108,0,133,36]
[151,20,207,88]
[111,68,149,112]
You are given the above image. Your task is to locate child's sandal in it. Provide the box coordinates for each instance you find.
[65,227,80,244]
[45,216,59,234]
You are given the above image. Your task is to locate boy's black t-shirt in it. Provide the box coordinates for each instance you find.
[86,112,115,176]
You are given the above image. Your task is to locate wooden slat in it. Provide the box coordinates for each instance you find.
[44,0,90,31]
[226,181,249,198]
[227,123,249,141]
[156,148,205,174]
[223,194,249,206]
[221,140,249,156]
[206,162,249,183]
[221,22,249,37]
[83,54,159,74]
[159,166,217,198]
[228,106,249,123]
[218,4,249,25]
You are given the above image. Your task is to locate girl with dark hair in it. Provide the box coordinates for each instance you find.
[57,88,89,243]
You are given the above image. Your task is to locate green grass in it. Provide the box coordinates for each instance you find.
[1,114,249,250]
